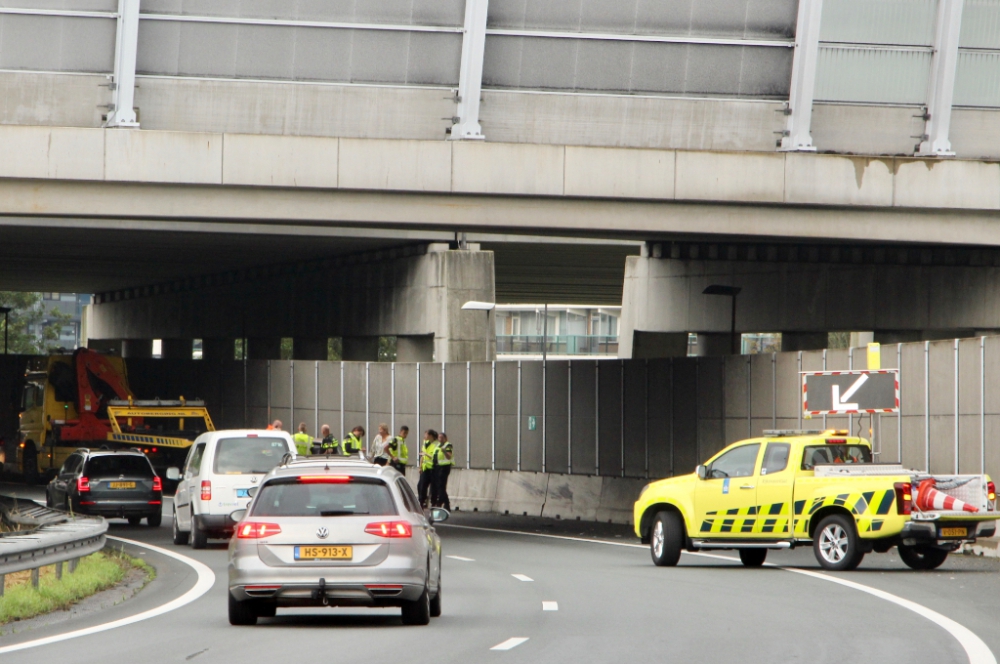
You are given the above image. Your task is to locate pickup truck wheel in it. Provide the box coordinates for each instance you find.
[650,511,683,567]
[813,514,865,571]
[898,545,948,570]
[738,549,767,567]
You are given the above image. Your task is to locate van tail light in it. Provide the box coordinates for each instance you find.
[365,521,413,538]
[77,477,90,493]
[152,476,162,492]
[201,480,212,500]
[237,522,282,539]
[894,482,912,515]
[988,481,996,503]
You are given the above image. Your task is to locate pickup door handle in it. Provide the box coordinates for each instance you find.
[739,484,755,490]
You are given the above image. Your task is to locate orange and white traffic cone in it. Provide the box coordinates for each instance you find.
[914,479,979,513]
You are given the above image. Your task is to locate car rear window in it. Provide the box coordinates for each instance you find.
[85,455,153,478]
[802,444,873,469]
[213,437,290,475]
[251,479,397,517]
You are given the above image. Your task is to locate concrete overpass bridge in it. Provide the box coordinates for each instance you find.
[3,0,1000,359]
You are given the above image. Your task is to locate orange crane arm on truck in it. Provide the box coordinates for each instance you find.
[57,348,138,442]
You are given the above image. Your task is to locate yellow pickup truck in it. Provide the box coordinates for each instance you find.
[634,430,998,571]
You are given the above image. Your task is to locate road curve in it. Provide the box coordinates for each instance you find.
[0,491,998,664]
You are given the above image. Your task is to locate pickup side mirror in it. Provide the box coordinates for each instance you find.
[166,467,181,481]
[230,509,247,523]
[696,465,708,480]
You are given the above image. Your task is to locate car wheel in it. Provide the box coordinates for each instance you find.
[45,491,53,508]
[813,514,864,571]
[898,545,948,570]
[650,511,683,567]
[172,506,189,545]
[228,592,258,626]
[738,549,768,568]
[401,587,431,626]
[191,517,208,549]
[430,579,442,618]
[127,516,142,526]
[22,444,38,484]
[256,602,277,618]
[147,512,162,527]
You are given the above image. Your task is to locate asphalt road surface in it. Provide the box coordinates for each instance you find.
[2,484,1000,664]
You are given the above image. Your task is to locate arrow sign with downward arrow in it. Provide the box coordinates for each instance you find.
[801,370,899,415]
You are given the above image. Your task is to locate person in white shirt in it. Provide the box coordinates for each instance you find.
[370,423,392,466]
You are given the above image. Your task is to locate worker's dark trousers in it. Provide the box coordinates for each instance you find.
[390,460,406,474]
[418,469,434,507]
[432,466,452,510]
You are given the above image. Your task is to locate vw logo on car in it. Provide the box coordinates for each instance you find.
[316,527,329,540]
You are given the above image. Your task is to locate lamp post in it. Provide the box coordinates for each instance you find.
[461,300,495,361]
[0,306,10,355]
[702,285,742,355]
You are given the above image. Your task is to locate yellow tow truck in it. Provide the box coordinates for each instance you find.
[634,430,998,571]
[16,349,214,486]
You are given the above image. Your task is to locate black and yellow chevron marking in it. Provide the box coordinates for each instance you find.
[699,503,789,534]
[794,489,895,535]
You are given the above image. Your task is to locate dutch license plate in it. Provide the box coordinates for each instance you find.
[940,527,967,538]
[295,546,353,561]
[108,481,135,489]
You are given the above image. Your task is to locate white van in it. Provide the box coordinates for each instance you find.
[168,430,295,548]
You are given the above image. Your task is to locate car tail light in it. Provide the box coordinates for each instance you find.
[988,481,996,503]
[77,477,90,493]
[298,475,351,484]
[201,480,212,500]
[365,521,413,538]
[894,482,912,515]
[236,522,282,539]
[152,476,162,492]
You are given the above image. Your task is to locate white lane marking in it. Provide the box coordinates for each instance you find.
[542,601,558,611]
[491,637,529,651]
[442,524,996,664]
[511,574,533,582]
[446,555,475,562]
[0,535,216,655]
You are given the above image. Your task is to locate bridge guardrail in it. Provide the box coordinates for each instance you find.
[0,496,108,592]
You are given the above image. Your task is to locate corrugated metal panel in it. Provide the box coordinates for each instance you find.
[488,0,797,40]
[955,50,1000,107]
[815,45,930,104]
[483,35,791,98]
[960,0,1000,49]
[0,14,114,73]
[820,0,937,46]
[139,0,466,27]
[136,22,461,85]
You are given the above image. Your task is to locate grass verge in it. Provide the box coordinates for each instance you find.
[0,549,153,624]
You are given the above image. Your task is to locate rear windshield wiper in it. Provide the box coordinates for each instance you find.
[320,510,369,516]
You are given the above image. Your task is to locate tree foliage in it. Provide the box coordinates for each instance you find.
[0,292,73,355]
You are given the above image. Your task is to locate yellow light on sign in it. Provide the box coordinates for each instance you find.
[867,342,881,370]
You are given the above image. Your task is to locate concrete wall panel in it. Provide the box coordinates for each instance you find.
[959,338,981,417]
[987,415,1000,482]
[545,361,570,475]
[564,147,674,199]
[392,363,418,434]
[418,363,443,434]
[469,362,494,470]
[367,363,393,441]
[340,138,451,192]
[494,361,518,471]
[623,360,647,478]
[750,354,774,423]
[269,360,291,409]
[929,415,955,474]
[444,363,468,468]
[291,359,318,434]
[985,338,1000,416]
[597,361,623,476]
[927,340,956,417]
[959,414,982,475]
[452,142,564,196]
[724,355,750,421]
[672,359,698,475]
[519,361,544,472]
[342,362,367,435]
[222,133,339,188]
[104,129,222,184]
[675,151,784,203]
[647,358,672,477]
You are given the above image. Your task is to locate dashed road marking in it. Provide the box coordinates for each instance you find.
[511,573,533,582]
[446,555,475,562]
[491,637,529,651]
[542,601,558,611]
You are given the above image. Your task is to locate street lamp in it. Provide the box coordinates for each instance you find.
[702,285,742,355]
[0,306,10,355]
[462,301,495,361]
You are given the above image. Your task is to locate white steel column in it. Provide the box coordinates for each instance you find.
[779,0,823,152]
[105,0,140,128]
[450,0,488,140]
[918,0,964,157]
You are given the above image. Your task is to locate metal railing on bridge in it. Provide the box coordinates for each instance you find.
[496,335,618,356]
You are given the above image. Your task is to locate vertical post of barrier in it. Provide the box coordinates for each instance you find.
[898,343,903,464]
[290,360,294,430]
[267,360,272,424]
[391,362,396,436]
[516,360,522,471]
[822,349,827,430]
[981,337,986,474]
[669,358,674,476]
[925,341,931,472]
[954,338,960,473]
[491,360,496,471]
[595,362,600,476]
[568,361,573,475]
[848,347,854,434]
[365,362,370,443]
[106,0,140,128]
[542,357,547,473]
[441,362,446,433]
[771,353,777,429]
[620,360,625,478]
[340,362,345,439]
[416,363,421,447]
[466,361,471,470]
[644,359,649,478]
[314,361,319,437]
[797,351,803,429]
